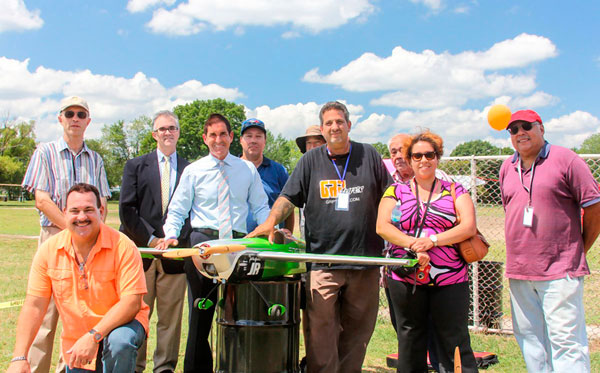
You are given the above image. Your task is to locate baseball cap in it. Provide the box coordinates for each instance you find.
[509,110,542,126]
[241,118,266,135]
[295,125,325,154]
[60,96,89,113]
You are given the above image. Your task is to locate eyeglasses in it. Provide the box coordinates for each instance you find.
[64,110,88,119]
[154,126,179,133]
[411,151,437,161]
[507,121,538,135]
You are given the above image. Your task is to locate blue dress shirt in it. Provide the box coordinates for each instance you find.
[246,156,289,231]
[163,153,270,239]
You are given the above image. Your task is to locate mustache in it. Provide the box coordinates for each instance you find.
[72,219,92,225]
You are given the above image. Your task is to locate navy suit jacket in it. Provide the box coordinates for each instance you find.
[119,150,191,273]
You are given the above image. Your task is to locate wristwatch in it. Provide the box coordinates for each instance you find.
[89,329,103,343]
[429,234,438,246]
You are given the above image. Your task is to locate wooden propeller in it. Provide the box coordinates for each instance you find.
[162,244,247,258]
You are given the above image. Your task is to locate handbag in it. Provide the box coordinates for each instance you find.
[450,183,490,263]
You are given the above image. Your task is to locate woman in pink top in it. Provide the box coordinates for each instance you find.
[376,130,478,372]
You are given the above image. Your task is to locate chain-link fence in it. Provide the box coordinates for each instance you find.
[380,154,600,339]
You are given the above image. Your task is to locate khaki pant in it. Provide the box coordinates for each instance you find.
[305,267,380,373]
[136,259,186,373]
[29,226,65,373]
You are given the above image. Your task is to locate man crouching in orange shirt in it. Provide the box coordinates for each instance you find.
[8,183,149,373]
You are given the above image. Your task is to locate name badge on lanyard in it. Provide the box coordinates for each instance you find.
[336,191,350,211]
[523,206,534,227]
[329,144,352,212]
[517,158,537,228]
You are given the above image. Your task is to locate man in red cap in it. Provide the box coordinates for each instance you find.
[499,109,600,372]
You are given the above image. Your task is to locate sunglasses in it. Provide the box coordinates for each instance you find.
[507,121,538,135]
[64,110,88,119]
[411,151,437,161]
[154,126,179,133]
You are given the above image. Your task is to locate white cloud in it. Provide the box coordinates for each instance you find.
[140,0,375,36]
[544,111,599,133]
[126,0,175,13]
[305,34,557,109]
[244,101,365,141]
[508,91,559,109]
[0,0,43,32]
[543,111,600,149]
[410,0,443,11]
[453,5,470,14]
[245,101,598,153]
[281,30,301,39]
[0,57,243,142]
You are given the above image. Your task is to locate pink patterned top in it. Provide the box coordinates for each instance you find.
[383,179,469,286]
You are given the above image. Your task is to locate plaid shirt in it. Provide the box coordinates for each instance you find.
[22,137,111,227]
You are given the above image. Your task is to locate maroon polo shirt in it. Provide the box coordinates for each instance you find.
[499,142,600,280]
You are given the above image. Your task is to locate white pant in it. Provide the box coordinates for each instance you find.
[509,276,590,373]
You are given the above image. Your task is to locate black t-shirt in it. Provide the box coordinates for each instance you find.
[282,141,392,269]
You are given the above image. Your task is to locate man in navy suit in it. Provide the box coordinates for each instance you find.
[119,110,191,373]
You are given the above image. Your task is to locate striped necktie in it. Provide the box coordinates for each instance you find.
[217,160,233,239]
[161,155,171,214]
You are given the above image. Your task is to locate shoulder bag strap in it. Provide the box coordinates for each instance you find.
[451,182,461,225]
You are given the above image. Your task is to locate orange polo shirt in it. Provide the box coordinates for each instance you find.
[27,223,149,369]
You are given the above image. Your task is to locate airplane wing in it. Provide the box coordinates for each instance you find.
[255,251,415,267]
[138,233,417,281]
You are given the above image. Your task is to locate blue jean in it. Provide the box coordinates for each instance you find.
[66,319,146,373]
[509,276,590,373]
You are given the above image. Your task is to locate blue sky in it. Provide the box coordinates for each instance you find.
[1,0,599,152]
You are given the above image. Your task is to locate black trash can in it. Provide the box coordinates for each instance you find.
[468,260,503,329]
[215,278,301,373]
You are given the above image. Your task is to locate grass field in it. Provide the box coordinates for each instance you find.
[1,200,599,372]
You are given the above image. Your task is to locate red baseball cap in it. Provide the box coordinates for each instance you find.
[509,110,542,126]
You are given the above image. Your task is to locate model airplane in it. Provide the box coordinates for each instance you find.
[139,230,419,282]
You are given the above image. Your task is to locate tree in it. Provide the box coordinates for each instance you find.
[0,118,36,163]
[578,133,600,154]
[0,155,23,184]
[174,98,246,161]
[0,117,36,188]
[264,130,302,173]
[371,142,390,158]
[127,115,153,158]
[87,116,155,188]
[96,120,130,187]
[450,140,512,156]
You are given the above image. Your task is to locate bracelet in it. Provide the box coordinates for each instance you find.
[10,356,27,363]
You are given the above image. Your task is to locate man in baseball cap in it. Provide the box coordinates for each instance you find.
[59,96,90,113]
[21,96,110,373]
[240,118,294,232]
[499,109,600,372]
[295,125,326,154]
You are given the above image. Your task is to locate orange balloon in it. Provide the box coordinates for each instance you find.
[487,104,512,131]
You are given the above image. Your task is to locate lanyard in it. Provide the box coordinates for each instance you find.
[413,178,436,238]
[517,157,537,207]
[327,144,352,182]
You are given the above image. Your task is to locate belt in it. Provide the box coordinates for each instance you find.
[192,227,245,239]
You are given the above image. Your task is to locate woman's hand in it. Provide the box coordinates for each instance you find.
[416,251,430,269]
[410,237,434,252]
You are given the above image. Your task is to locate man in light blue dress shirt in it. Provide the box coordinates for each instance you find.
[158,113,269,372]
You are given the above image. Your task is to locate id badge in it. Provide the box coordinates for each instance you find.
[523,206,534,227]
[335,191,350,211]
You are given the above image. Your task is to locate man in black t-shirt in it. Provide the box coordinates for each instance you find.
[249,101,391,372]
